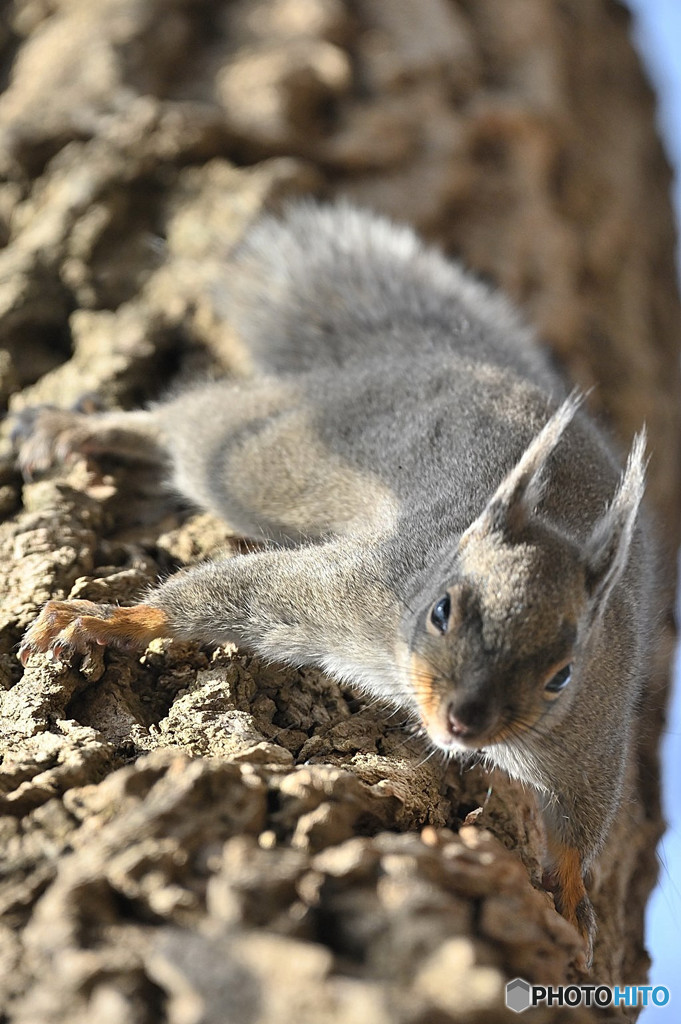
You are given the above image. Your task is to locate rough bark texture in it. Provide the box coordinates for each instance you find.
[0,1,679,1022]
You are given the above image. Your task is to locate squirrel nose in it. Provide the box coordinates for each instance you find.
[447,699,487,738]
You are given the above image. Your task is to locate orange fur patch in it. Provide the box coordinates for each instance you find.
[81,605,170,647]
[551,843,587,926]
[409,652,440,725]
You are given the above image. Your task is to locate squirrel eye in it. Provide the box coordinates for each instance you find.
[544,663,572,697]
[429,594,451,635]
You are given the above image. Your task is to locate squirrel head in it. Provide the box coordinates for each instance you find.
[406,394,647,752]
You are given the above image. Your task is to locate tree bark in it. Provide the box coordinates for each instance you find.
[0,1,678,1021]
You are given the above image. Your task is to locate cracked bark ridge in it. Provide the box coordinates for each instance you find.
[0,1,679,1022]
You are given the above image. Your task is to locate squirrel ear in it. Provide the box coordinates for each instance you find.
[461,392,583,544]
[584,430,647,613]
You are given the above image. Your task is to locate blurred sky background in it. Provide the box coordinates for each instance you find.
[625,2,681,1019]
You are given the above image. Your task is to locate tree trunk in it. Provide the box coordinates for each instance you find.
[0,1,678,1021]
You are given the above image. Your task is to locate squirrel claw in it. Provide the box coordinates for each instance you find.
[18,643,32,667]
[575,895,596,971]
[49,638,75,663]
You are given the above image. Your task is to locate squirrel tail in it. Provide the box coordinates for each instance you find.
[214,201,426,374]
[214,201,532,377]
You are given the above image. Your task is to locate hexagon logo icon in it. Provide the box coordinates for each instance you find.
[506,978,531,1013]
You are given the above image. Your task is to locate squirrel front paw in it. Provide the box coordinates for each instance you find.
[19,600,170,666]
[549,843,595,970]
[573,893,596,971]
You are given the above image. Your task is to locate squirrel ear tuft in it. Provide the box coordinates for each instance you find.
[584,430,647,613]
[461,392,583,545]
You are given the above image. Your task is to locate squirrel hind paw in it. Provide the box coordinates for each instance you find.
[10,406,89,480]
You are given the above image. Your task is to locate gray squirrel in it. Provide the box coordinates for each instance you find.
[16,201,654,968]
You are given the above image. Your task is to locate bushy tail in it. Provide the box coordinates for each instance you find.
[214,200,554,387]
[214,201,428,374]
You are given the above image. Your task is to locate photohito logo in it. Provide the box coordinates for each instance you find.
[505,978,670,1013]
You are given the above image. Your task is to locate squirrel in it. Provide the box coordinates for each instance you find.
[15,201,654,968]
